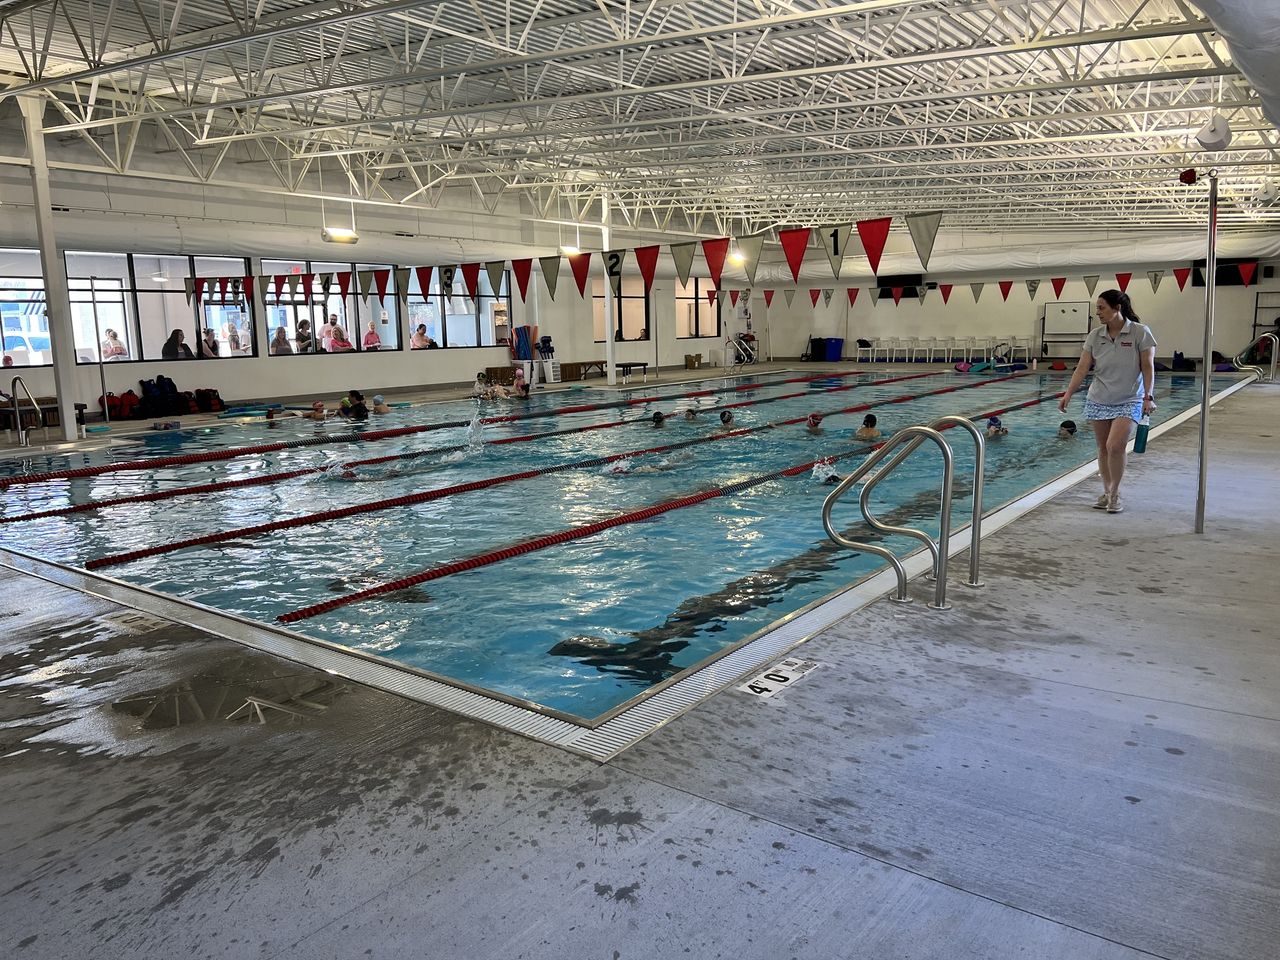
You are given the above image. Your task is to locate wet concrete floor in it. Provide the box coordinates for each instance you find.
[1,382,1276,959]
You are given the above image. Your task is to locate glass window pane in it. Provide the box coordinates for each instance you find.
[132,255,190,291]
[65,251,130,282]
[0,249,43,276]
[138,290,196,360]
[69,279,132,363]
[0,278,49,366]
[355,264,397,352]
[442,292,476,347]
[621,297,647,340]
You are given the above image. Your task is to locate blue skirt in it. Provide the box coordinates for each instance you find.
[1084,397,1142,423]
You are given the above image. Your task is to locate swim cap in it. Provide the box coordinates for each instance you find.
[720,410,733,423]
[807,413,823,425]
[987,416,1002,427]
[1060,419,1077,434]
[652,411,665,423]
[373,395,385,404]
[513,367,525,378]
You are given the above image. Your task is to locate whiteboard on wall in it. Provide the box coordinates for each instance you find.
[1043,301,1092,336]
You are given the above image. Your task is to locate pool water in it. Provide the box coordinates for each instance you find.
[0,371,1232,720]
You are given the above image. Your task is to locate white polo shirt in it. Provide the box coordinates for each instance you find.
[1085,319,1157,405]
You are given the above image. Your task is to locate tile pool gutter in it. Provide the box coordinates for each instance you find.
[0,374,1253,761]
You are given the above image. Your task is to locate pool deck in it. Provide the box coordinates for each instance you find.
[2,377,1277,959]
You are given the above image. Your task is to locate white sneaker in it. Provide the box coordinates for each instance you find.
[1092,494,1110,510]
[1106,495,1124,514]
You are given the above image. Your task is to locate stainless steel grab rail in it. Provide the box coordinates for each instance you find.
[9,375,45,447]
[822,415,987,609]
[1232,332,1278,383]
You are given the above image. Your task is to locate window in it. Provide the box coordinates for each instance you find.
[354,264,399,352]
[65,253,133,363]
[675,278,721,339]
[263,260,324,355]
[0,250,49,367]
[406,269,443,349]
[476,269,510,347]
[594,276,650,342]
[194,256,254,357]
[130,255,197,361]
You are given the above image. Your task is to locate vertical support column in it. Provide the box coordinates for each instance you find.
[18,94,78,441]
[247,257,268,357]
[527,273,542,389]
[602,196,616,386]
[1194,171,1219,535]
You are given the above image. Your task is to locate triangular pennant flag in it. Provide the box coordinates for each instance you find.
[869,287,880,306]
[217,277,230,300]
[299,273,314,302]
[783,288,796,308]
[917,287,927,305]
[567,252,592,298]
[1026,279,1040,299]
[778,227,811,283]
[193,277,207,302]
[891,287,903,306]
[439,265,456,299]
[706,288,718,308]
[1239,262,1257,287]
[729,290,740,308]
[537,256,560,301]
[373,269,391,304]
[856,217,893,276]
[602,249,626,297]
[846,287,859,306]
[633,245,660,294]
[1051,277,1067,298]
[242,275,255,300]
[510,260,532,302]
[763,289,775,307]
[971,282,984,303]
[1084,275,1099,296]
[183,277,195,304]
[413,266,433,299]
[231,277,243,300]
[1147,270,1164,293]
[904,211,943,270]
[701,237,731,289]
[669,242,697,287]
[822,289,833,307]
[1174,267,1191,291]
[460,262,482,300]
[940,283,953,304]
[736,231,767,286]
[320,273,334,297]
[808,288,822,307]
[821,223,853,279]
[337,271,352,301]
[999,280,1013,301]
[357,270,376,298]
[485,261,506,299]
[394,268,410,300]
[1116,272,1132,292]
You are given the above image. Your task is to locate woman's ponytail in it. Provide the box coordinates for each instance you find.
[1099,288,1140,323]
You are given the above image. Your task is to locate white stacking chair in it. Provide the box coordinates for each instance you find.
[937,337,956,362]
[911,337,933,363]
[854,339,875,362]
[889,337,908,363]
[1008,336,1031,362]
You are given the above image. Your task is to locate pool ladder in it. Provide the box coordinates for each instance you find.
[822,415,986,610]
[1233,332,1278,383]
[8,376,47,447]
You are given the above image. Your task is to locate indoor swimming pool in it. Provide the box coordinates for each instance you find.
[0,369,1238,721]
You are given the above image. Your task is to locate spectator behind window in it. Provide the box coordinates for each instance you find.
[161,330,194,360]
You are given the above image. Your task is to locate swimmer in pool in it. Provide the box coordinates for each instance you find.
[717,410,735,430]
[1058,419,1078,440]
[986,415,1009,438]
[302,401,331,421]
[855,414,881,441]
[651,411,668,428]
[805,412,824,435]
[683,408,698,421]
[371,395,392,414]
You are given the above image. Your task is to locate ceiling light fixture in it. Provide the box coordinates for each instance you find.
[1195,113,1234,152]
[322,226,360,244]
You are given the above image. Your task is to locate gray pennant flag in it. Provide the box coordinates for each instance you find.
[538,256,561,301]
[438,265,457,299]
[394,268,410,299]
[1084,275,1099,296]
[822,289,833,307]
[1026,279,1041,299]
[183,277,195,304]
[485,261,507,298]
[1147,269,1164,292]
[821,223,853,279]
[918,286,928,304]
[602,250,627,297]
[970,282,984,303]
[905,211,943,270]
[869,287,880,306]
[357,271,376,299]
[782,288,796,308]
[669,242,697,287]
[736,231,767,286]
[716,289,729,304]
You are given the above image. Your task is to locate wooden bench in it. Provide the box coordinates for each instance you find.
[617,362,649,383]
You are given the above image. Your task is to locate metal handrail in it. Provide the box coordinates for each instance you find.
[9,376,45,447]
[1232,332,1278,382]
[822,415,987,609]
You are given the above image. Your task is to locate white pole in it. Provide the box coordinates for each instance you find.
[1194,171,1219,535]
[89,276,109,423]
[602,196,616,385]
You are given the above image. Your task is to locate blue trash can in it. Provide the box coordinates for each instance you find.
[825,337,844,361]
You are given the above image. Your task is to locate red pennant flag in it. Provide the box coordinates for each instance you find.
[372,269,391,304]
[633,245,660,294]
[891,286,903,305]
[460,262,482,299]
[778,227,811,283]
[998,280,1013,301]
[336,272,352,301]
[298,273,313,302]
[1116,272,1132,292]
[242,275,255,300]
[939,283,953,304]
[1239,262,1257,287]
[855,217,893,275]
[706,288,718,307]
[1173,267,1192,291]
[568,252,592,297]
[728,290,740,308]
[846,287,859,306]
[217,277,230,300]
[763,289,775,307]
[701,237,731,289]
[194,277,208,302]
[1051,277,1067,298]
[509,260,532,302]
[809,288,822,307]
[271,275,287,300]
[413,266,433,299]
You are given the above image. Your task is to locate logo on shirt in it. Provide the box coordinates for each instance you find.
[1120,341,1133,346]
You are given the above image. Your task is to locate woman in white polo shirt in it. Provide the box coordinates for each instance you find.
[1058,289,1157,514]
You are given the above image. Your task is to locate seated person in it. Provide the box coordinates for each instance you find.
[161,329,194,359]
[362,321,382,351]
[100,328,128,359]
[805,412,824,435]
[511,367,530,398]
[329,327,355,352]
[295,320,314,354]
[855,414,881,441]
[1058,419,1078,440]
[199,328,220,358]
[371,394,393,414]
[270,326,293,355]
[986,415,1009,438]
[411,324,431,349]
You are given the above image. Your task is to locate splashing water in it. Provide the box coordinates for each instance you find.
[442,405,486,463]
[811,459,840,484]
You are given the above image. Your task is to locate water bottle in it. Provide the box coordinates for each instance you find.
[1133,414,1150,454]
